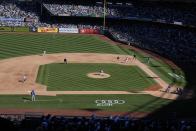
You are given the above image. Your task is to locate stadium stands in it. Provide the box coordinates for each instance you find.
[2,0,196,27]
[1,114,196,131]
[0,1,102,29]
[109,23,196,64]
[43,4,118,17]
[43,1,196,26]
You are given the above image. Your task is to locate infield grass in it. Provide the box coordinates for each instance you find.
[36,63,156,91]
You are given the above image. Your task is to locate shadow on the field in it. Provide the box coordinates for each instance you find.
[123,91,169,117]
[150,65,162,68]
[145,64,196,118]
[106,34,196,119]
[22,97,31,101]
[147,76,160,79]
[81,108,102,112]
[123,57,196,118]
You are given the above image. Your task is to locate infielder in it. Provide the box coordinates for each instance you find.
[117,56,120,61]
[42,50,46,56]
[132,54,136,62]
[22,74,27,83]
[64,58,67,64]
[124,57,129,63]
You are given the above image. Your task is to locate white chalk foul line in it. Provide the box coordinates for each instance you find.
[23,99,63,103]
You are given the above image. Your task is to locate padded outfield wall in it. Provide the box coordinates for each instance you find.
[0,27,29,32]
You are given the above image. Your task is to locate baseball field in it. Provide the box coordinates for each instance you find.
[0,32,190,117]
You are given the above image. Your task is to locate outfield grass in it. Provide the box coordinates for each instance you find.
[0,94,171,112]
[0,33,125,59]
[36,63,155,91]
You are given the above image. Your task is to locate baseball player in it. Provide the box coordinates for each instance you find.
[117,56,120,61]
[42,50,46,56]
[132,54,136,62]
[31,89,36,101]
[176,87,183,95]
[166,84,171,93]
[100,69,104,76]
[64,58,67,64]
[147,57,150,64]
[125,57,129,63]
[22,74,27,83]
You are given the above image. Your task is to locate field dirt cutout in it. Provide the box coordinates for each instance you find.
[87,72,111,79]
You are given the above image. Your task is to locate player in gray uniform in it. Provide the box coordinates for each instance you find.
[31,90,36,101]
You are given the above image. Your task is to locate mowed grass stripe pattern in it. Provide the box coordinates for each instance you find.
[37,63,155,91]
[117,46,186,87]
[0,94,171,112]
[0,33,125,59]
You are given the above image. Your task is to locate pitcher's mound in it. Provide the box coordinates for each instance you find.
[87,72,111,79]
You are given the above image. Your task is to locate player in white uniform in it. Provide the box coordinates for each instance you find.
[42,50,46,56]
[100,70,104,76]
[22,74,27,83]
[125,57,129,63]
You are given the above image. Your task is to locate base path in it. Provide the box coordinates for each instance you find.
[0,53,192,100]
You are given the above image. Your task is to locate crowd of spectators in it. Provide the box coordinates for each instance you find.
[1,114,196,131]
[1,0,196,27]
[117,2,196,25]
[44,4,118,17]
[43,2,196,26]
[0,1,39,27]
[0,1,102,29]
[0,1,38,19]
[109,23,196,64]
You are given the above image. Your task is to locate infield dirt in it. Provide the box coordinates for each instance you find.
[0,53,193,100]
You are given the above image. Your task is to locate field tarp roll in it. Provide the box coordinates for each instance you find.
[38,27,58,33]
[59,28,79,33]
[13,27,29,32]
[0,27,12,32]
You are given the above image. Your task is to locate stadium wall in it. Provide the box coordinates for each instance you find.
[0,26,101,34]
[0,27,12,32]
[0,27,29,32]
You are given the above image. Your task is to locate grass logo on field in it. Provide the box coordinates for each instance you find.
[95,100,125,106]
